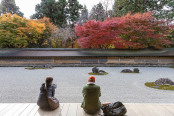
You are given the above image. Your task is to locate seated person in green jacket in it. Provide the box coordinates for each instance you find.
[81,76,101,114]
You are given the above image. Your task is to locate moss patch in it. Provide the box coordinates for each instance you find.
[145,82,174,90]
[88,72,108,75]
[25,67,53,70]
[169,66,174,68]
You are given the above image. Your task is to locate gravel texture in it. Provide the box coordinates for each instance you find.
[0,67,174,103]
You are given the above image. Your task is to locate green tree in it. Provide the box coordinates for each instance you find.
[89,2,105,21]
[57,0,68,27]
[78,5,88,24]
[30,3,44,19]
[0,4,2,14]
[0,0,23,17]
[168,0,174,19]
[113,0,171,19]
[67,0,82,27]
[159,0,174,20]
[31,0,67,27]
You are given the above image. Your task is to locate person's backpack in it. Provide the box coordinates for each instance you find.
[45,84,59,110]
[101,101,127,116]
[47,97,59,110]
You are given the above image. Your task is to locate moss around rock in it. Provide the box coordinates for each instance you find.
[145,82,174,90]
[25,67,53,70]
[169,66,174,68]
[88,72,108,75]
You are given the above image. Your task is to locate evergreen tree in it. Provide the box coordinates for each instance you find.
[113,0,145,17]
[31,0,67,27]
[168,0,174,20]
[113,0,172,20]
[57,0,68,27]
[89,2,105,21]
[159,0,174,20]
[0,4,2,14]
[78,5,88,24]
[67,0,82,27]
[31,4,44,19]
[0,0,23,17]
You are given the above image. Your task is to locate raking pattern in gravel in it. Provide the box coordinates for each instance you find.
[0,67,174,103]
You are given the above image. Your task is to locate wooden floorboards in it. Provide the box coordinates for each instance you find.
[0,103,174,116]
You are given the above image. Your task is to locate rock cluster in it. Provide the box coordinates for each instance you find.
[121,68,139,73]
[155,78,174,85]
[32,64,53,69]
[92,66,106,74]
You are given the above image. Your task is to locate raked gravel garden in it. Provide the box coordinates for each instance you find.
[0,67,174,103]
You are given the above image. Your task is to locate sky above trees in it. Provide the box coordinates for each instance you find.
[0,0,114,18]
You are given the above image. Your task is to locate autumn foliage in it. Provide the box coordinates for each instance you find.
[0,13,57,48]
[74,12,172,49]
[166,27,174,47]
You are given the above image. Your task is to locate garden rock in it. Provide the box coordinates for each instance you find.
[99,70,106,73]
[44,64,52,68]
[133,68,139,73]
[121,69,133,73]
[32,66,36,69]
[92,66,99,73]
[155,78,174,85]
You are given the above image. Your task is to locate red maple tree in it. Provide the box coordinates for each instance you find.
[74,12,172,49]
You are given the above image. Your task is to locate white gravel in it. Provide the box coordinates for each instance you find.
[0,67,174,103]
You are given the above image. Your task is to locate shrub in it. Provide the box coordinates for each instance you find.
[0,13,57,48]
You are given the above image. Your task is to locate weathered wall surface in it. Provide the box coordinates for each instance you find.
[0,49,174,67]
[0,56,173,67]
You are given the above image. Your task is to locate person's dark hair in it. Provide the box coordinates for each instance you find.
[46,77,53,87]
